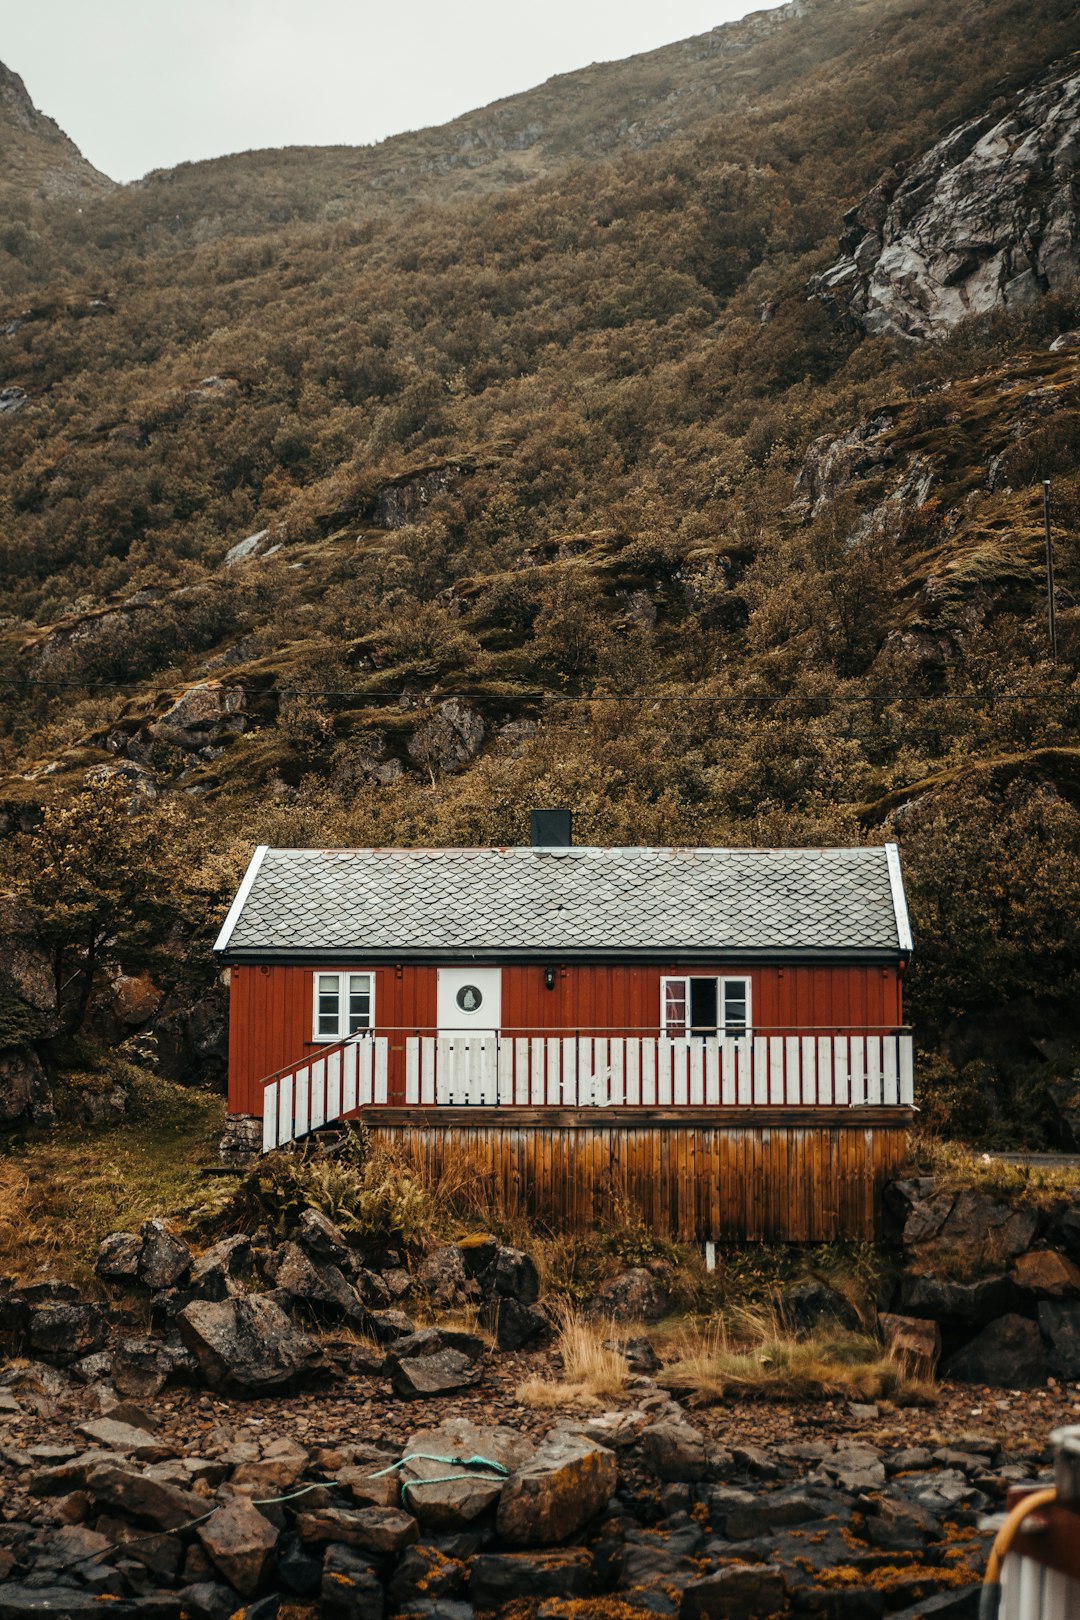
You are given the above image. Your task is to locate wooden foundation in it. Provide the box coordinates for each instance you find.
[360,1106,913,1242]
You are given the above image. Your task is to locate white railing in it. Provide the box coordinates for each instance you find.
[403,1031,914,1109]
[261,1036,388,1152]
[258,1029,913,1151]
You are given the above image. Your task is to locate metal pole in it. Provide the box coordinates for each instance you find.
[1043,479,1058,660]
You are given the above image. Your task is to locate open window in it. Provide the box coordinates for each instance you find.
[312,972,374,1041]
[661,976,751,1038]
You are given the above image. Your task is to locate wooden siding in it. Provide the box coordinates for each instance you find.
[362,1107,912,1242]
[227,962,903,1114]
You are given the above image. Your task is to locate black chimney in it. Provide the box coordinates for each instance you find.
[531,808,572,848]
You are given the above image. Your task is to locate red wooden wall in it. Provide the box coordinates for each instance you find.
[226,961,903,1115]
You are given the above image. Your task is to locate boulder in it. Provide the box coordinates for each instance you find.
[295,1504,419,1555]
[296,1207,352,1265]
[497,1434,617,1546]
[896,1273,1021,1329]
[1011,1250,1080,1298]
[0,1046,52,1129]
[416,1246,477,1310]
[26,1300,107,1362]
[682,1563,787,1619]
[389,1346,483,1398]
[400,1418,535,1529]
[1047,1200,1080,1261]
[879,1313,942,1381]
[96,1230,142,1282]
[78,1417,170,1460]
[470,1548,594,1606]
[640,1419,709,1482]
[587,1267,670,1322]
[111,1336,194,1399]
[178,1295,331,1396]
[230,1436,309,1494]
[389,1544,468,1608]
[407,698,484,775]
[196,1498,278,1597]
[149,682,246,751]
[944,1313,1047,1388]
[321,1544,383,1618]
[494,1296,552,1351]
[85,1462,207,1530]
[188,1235,252,1301]
[269,1241,366,1324]
[488,1245,541,1304]
[776,1280,860,1336]
[900,1190,1038,1261]
[1037,1300,1080,1379]
[137,1219,193,1291]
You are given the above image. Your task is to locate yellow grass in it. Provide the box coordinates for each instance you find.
[517,1309,631,1408]
[658,1306,936,1406]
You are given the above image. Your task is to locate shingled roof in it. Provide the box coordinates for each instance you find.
[215,844,911,963]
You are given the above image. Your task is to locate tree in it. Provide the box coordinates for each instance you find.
[3,780,198,1039]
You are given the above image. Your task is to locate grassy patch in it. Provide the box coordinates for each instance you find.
[516,1309,631,1409]
[0,1072,226,1286]
[658,1307,935,1406]
[911,1137,1080,1202]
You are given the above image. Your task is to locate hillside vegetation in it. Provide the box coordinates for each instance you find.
[0,0,1078,1146]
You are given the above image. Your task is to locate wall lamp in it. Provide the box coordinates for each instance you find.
[544,966,557,990]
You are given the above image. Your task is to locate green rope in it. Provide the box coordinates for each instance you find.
[372,1451,510,1506]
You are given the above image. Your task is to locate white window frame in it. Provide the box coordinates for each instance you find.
[311,971,375,1042]
[660,975,752,1039]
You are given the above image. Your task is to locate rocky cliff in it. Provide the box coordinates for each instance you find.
[813,55,1080,337]
[0,61,112,204]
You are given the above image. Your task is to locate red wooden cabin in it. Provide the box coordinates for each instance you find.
[215,816,914,1239]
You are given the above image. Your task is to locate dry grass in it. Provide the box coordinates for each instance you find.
[0,1077,226,1286]
[516,1308,631,1409]
[913,1138,1080,1202]
[658,1306,936,1407]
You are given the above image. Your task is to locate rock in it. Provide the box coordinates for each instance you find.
[149,682,246,751]
[827,1444,887,1492]
[197,1498,278,1597]
[897,1273,1021,1329]
[296,1207,352,1265]
[812,61,1080,339]
[96,1231,143,1282]
[0,1046,52,1128]
[137,1219,193,1290]
[85,1461,207,1529]
[75,1083,128,1126]
[488,1245,541,1304]
[178,1295,331,1395]
[269,1241,366,1324]
[189,1235,252,1301]
[389,1545,468,1609]
[78,1417,170,1460]
[400,1418,535,1529]
[26,1300,107,1362]
[175,1585,238,1620]
[497,1434,617,1546]
[722,1490,821,1541]
[337,1465,400,1509]
[231,1436,309,1494]
[389,1347,483,1397]
[111,1336,193,1399]
[640,1419,708,1482]
[370,1308,416,1342]
[0,1590,120,1618]
[899,1189,1039,1262]
[776,1280,861,1336]
[682,1563,786,1619]
[407,699,484,775]
[417,1246,476,1310]
[373,463,462,529]
[612,1335,661,1375]
[471,1548,594,1606]
[879,1313,942,1380]
[1011,1249,1080,1297]
[944,1313,1048,1387]
[1047,1200,1080,1260]
[494,1296,552,1351]
[587,1267,670,1322]
[1037,1300,1080,1379]
[296,1503,419,1555]
[321,1543,383,1618]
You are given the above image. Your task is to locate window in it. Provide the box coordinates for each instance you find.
[313,972,374,1040]
[660,976,751,1038]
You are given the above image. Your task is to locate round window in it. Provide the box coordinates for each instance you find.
[455,984,484,1013]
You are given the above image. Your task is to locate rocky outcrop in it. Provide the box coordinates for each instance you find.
[147,682,247,752]
[371,463,462,529]
[813,61,1080,338]
[406,697,484,774]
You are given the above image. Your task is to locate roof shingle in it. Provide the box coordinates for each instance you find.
[216,845,906,959]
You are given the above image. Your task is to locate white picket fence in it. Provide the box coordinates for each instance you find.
[403,1031,914,1109]
[260,1030,914,1150]
[262,1037,389,1152]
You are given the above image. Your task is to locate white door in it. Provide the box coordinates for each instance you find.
[436,968,502,1104]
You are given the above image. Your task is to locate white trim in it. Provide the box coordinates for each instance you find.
[660,975,690,1035]
[311,970,375,1042]
[214,844,268,953]
[885,842,913,954]
[718,974,752,1039]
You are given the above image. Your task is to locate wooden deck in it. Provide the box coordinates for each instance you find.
[361,1105,913,1242]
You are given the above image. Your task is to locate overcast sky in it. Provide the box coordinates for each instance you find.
[2,0,784,183]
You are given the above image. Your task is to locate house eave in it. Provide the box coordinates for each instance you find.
[216,944,908,967]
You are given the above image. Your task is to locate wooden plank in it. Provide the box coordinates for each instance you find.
[343,1042,358,1115]
[421,1037,436,1106]
[705,1039,720,1106]
[263,1083,278,1151]
[899,1034,915,1106]
[642,1040,657,1106]
[883,1036,899,1106]
[309,1059,326,1132]
[611,1038,625,1107]
[689,1040,704,1106]
[850,1036,866,1106]
[373,1038,388,1106]
[764,1036,782,1105]
[674,1040,690,1107]
[294,1068,309,1138]
[867,1036,883,1106]
[279,1073,294,1144]
[801,1036,817,1107]
[834,1038,849,1108]
[657,1038,673,1107]
[326,1050,341,1123]
[626,1039,641,1107]
[721,1037,736,1105]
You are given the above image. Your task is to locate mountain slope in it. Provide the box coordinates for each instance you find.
[0,60,112,207]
